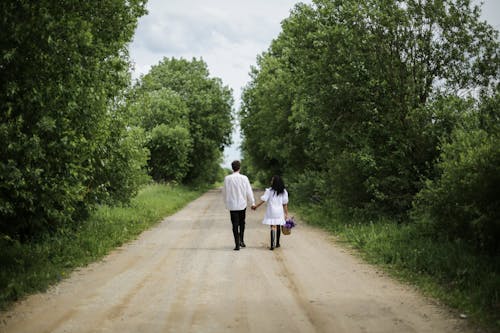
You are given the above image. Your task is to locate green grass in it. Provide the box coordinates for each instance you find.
[296,205,500,332]
[0,183,206,310]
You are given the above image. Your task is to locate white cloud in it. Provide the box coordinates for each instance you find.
[129,0,309,88]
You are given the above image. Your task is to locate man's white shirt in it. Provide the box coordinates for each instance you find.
[222,171,255,211]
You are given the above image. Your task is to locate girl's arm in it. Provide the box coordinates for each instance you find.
[283,204,288,219]
[253,200,265,210]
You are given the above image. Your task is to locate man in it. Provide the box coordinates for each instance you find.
[222,160,256,251]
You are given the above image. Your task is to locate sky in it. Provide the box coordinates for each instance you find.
[128,0,500,169]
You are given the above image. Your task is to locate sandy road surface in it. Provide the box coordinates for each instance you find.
[0,189,472,333]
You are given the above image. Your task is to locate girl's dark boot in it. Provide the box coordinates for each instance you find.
[276,227,281,248]
[270,229,275,250]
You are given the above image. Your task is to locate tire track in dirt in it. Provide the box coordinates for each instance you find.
[273,250,322,333]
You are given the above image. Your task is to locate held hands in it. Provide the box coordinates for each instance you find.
[252,201,264,210]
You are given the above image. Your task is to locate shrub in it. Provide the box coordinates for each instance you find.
[413,126,500,253]
[148,124,192,182]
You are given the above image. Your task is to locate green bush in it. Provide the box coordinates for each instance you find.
[413,127,500,253]
[148,124,192,182]
[92,124,151,205]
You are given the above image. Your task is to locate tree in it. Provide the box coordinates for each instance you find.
[0,1,147,237]
[241,55,299,183]
[240,0,499,216]
[135,57,234,184]
[128,88,192,182]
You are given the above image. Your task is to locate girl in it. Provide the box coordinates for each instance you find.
[253,175,288,250]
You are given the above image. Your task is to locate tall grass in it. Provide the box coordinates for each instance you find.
[297,205,500,332]
[0,183,205,310]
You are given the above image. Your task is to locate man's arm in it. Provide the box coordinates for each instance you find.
[222,177,227,202]
[246,177,256,209]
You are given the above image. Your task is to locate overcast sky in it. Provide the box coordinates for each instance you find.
[128,0,500,168]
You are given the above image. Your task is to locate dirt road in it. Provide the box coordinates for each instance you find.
[0,189,472,333]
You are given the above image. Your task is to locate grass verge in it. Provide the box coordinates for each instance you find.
[296,205,500,332]
[0,183,206,310]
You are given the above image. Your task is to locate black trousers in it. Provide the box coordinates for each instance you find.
[229,209,246,246]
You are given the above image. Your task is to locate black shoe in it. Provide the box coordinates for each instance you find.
[233,230,240,251]
[240,241,246,248]
[275,244,280,248]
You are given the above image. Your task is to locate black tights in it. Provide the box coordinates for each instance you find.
[270,225,281,247]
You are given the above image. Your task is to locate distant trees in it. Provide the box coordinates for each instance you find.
[240,0,499,251]
[129,88,192,182]
[131,57,234,185]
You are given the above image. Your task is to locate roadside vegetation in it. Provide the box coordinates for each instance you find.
[240,0,499,330]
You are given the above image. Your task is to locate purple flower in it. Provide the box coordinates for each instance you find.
[284,217,296,229]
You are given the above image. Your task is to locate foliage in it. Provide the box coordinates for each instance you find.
[148,124,192,182]
[133,88,190,131]
[0,1,148,238]
[241,0,500,327]
[129,87,193,182]
[413,91,500,253]
[133,57,234,185]
[240,0,499,218]
[0,183,206,310]
[91,122,150,205]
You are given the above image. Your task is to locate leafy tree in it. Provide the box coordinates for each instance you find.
[90,100,150,205]
[240,0,499,216]
[128,88,193,181]
[135,88,190,131]
[135,57,234,184]
[241,56,297,183]
[0,1,147,238]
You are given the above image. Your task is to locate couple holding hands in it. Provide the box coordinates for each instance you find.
[222,160,289,251]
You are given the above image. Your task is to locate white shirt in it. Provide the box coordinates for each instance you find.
[222,171,255,211]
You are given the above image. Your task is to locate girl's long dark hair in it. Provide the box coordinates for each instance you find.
[271,175,285,195]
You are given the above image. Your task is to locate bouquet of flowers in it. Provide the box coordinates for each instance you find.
[281,216,296,235]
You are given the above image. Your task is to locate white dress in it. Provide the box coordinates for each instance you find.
[261,188,289,225]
